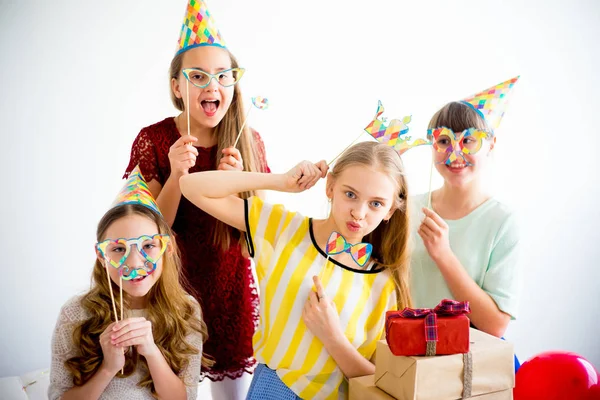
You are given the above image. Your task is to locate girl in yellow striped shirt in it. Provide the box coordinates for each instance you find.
[180,141,412,399]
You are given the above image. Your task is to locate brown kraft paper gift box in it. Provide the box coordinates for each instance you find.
[374,328,514,400]
[349,375,395,400]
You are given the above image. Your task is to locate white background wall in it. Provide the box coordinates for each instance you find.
[1,0,599,379]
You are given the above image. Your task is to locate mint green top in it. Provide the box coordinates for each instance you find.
[409,193,522,319]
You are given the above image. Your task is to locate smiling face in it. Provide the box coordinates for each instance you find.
[428,102,495,189]
[326,164,397,243]
[97,214,164,300]
[171,46,235,128]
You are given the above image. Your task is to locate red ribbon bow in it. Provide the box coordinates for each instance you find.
[387,299,471,344]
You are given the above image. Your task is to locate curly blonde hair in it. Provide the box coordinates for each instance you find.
[65,204,212,396]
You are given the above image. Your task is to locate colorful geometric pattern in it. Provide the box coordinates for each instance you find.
[252,96,269,110]
[429,127,489,166]
[325,231,373,267]
[177,0,226,55]
[461,76,520,131]
[364,101,430,156]
[114,166,162,215]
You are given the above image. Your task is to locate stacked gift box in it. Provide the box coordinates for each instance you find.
[349,300,515,400]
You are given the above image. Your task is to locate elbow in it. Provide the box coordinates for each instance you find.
[179,174,193,199]
[481,313,511,338]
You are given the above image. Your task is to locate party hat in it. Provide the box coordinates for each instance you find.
[177,0,226,55]
[113,166,162,215]
[461,76,520,131]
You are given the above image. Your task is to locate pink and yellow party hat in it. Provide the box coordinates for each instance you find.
[113,166,162,215]
[177,0,226,55]
[461,76,520,131]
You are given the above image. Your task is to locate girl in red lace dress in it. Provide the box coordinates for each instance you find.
[123,1,269,398]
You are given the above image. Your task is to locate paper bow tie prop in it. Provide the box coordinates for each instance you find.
[326,231,372,267]
[387,299,471,356]
[177,0,226,55]
[461,76,520,132]
[364,101,430,155]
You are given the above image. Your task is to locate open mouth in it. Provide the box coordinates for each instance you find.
[446,162,467,172]
[129,275,148,283]
[201,100,220,116]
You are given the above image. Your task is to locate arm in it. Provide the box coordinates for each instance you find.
[111,317,187,400]
[434,253,510,337]
[59,368,116,400]
[51,305,124,400]
[180,161,327,231]
[144,352,187,400]
[303,277,375,378]
[419,208,514,337]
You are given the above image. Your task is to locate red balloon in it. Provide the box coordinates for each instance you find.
[514,351,599,400]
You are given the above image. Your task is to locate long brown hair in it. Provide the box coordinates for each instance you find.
[169,49,265,250]
[328,141,413,310]
[65,204,212,395]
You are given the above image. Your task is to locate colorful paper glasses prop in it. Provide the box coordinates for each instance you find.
[325,232,372,267]
[428,127,490,166]
[96,234,170,280]
[182,68,245,88]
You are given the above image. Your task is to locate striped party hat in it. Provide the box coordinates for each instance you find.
[461,76,520,131]
[177,0,226,55]
[113,166,162,215]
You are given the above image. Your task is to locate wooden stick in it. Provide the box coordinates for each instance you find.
[119,275,124,375]
[234,107,253,148]
[328,132,363,166]
[427,158,434,209]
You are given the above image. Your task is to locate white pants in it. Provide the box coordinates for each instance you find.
[197,372,253,400]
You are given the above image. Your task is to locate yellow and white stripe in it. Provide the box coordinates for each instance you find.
[245,197,398,399]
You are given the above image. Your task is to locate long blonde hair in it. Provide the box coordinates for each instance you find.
[65,204,212,395]
[328,141,413,310]
[169,49,266,250]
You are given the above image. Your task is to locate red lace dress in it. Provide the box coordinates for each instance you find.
[124,117,270,381]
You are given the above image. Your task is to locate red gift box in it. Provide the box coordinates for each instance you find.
[385,299,471,356]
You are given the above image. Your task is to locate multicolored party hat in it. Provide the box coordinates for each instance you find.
[113,166,162,215]
[461,76,520,131]
[364,101,430,155]
[177,0,226,55]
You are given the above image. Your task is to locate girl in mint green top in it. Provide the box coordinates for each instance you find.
[411,101,522,339]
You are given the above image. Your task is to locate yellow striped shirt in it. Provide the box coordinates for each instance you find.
[244,197,398,399]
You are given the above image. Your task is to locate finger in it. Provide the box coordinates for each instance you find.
[313,276,326,300]
[298,164,317,187]
[315,160,329,178]
[115,336,150,348]
[220,155,238,166]
[422,207,446,227]
[113,328,150,346]
[112,317,148,332]
[308,290,320,305]
[112,322,151,343]
[222,147,242,162]
[185,144,199,156]
[418,224,434,240]
[176,135,198,146]
[218,163,237,171]
[421,216,441,232]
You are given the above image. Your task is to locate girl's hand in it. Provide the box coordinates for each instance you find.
[284,160,328,192]
[99,322,125,375]
[168,135,199,177]
[218,147,243,171]
[418,207,453,263]
[302,276,345,347]
[111,317,159,358]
